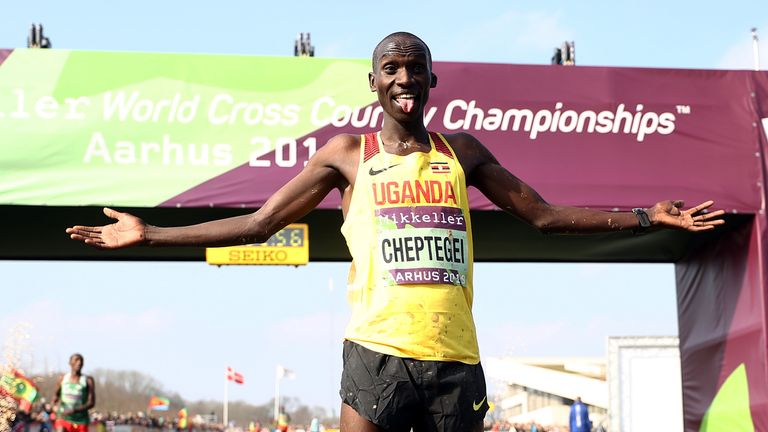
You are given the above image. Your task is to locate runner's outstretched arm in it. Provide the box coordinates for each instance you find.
[451,133,725,234]
[66,136,353,249]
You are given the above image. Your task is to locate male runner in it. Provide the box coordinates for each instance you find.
[52,353,95,432]
[67,32,724,432]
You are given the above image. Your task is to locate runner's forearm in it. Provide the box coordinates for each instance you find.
[533,206,642,234]
[144,213,276,247]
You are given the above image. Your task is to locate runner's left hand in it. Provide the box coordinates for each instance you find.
[647,200,725,231]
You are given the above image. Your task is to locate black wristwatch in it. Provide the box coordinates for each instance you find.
[632,208,651,233]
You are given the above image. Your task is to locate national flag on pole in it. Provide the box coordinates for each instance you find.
[148,395,170,411]
[226,367,244,384]
[0,369,38,404]
[276,365,296,380]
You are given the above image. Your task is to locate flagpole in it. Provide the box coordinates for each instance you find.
[274,366,281,423]
[223,367,229,429]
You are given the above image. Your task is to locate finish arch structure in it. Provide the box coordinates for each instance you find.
[1,49,766,430]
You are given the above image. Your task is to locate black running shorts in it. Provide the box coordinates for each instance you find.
[339,340,489,432]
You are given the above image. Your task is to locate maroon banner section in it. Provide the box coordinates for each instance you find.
[162,119,353,208]
[752,71,768,203]
[430,63,763,213]
[676,219,768,431]
[0,49,13,67]
[675,69,768,431]
[166,63,765,213]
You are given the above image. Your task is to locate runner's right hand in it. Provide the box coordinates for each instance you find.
[66,207,147,249]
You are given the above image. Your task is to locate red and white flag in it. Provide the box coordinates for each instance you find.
[226,367,244,384]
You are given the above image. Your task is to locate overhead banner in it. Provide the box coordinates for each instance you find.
[0,48,765,213]
[3,48,768,429]
[0,49,373,207]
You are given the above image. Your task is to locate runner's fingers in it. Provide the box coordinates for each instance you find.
[73,230,95,238]
[83,238,107,248]
[703,219,725,225]
[706,209,726,218]
[67,225,102,234]
[692,218,725,227]
[684,200,715,215]
[690,225,715,231]
[693,210,725,221]
[70,233,94,243]
[68,228,104,240]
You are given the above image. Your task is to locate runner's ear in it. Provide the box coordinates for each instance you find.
[430,72,438,89]
[369,71,376,92]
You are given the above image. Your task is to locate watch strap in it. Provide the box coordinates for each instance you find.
[632,208,651,233]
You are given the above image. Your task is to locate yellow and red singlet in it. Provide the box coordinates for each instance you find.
[341,131,479,364]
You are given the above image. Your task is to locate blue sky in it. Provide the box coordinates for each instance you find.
[1,1,766,68]
[1,0,765,415]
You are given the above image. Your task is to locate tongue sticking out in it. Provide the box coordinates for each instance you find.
[399,98,415,113]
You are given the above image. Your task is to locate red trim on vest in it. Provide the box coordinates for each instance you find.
[363,132,379,163]
[429,132,454,159]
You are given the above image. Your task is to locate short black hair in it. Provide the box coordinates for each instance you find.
[372,32,432,70]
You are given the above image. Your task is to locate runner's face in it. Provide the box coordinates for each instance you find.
[70,355,83,373]
[370,38,435,121]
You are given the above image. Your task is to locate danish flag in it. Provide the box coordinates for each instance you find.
[226,367,244,384]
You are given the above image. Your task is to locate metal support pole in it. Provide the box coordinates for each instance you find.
[752,28,760,71]
[223,371,229,428]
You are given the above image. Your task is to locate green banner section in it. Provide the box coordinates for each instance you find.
[700,364,755,432]
[0,49,374,206]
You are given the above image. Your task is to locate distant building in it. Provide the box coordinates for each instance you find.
[485,356,608,427]
[607,336,683,432]
[485,336,683,431]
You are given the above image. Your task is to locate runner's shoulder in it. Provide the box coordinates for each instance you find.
[438,131,484,148]
[436,132,494,164]
[329,132,361,145]
[318,133,361,158]
[316,134,360,165]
